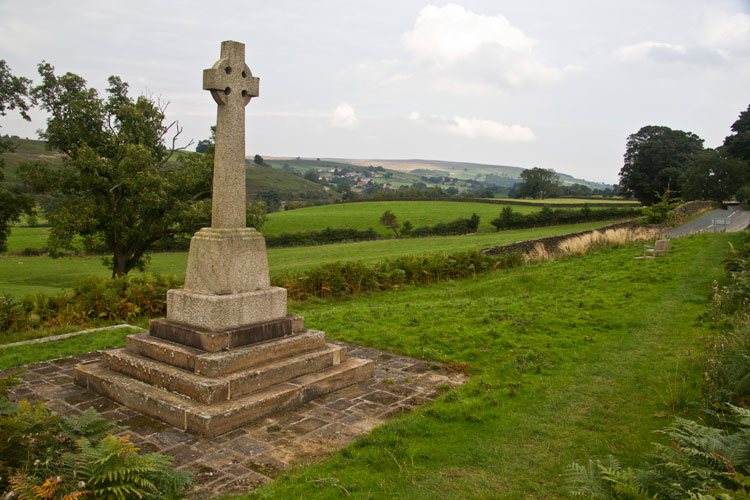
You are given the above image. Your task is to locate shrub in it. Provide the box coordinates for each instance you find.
[410,215,481,237]
[567,406,750,499]
[0,274,182,336]
[0,372,192,498]
[275,250,522,300]
[265,227,381,248]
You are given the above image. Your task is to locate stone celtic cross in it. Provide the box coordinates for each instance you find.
[203,41,260,228]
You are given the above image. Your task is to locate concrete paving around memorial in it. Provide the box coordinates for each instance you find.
[667,206,750,237]
[2,341,467,496]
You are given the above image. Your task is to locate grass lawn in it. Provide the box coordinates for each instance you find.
[236,232,736,499]
[0,221,626,297]
[263,200,540,235]
[0,326,142,370]
[0,232,735,497]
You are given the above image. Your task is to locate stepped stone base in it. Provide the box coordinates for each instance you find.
[73,316,373,437]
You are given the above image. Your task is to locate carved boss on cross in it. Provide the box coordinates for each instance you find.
[203,43,259,107]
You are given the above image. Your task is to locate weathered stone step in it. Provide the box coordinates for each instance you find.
[103,343,346,404]
[149,315,304,353]
[126,330,327,376]
[74,357,374,437]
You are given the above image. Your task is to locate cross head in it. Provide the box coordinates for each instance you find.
[203,41,259,107]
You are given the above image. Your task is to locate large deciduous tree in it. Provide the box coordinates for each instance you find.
[0,60,35,252]
[516,167,560,199]
[619,125,704,205]
[724,104,750,164]
[679,148,747,204]
[25,63,212,276]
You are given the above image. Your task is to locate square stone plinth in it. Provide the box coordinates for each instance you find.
[167,287,287,331]
[184,228,271,295]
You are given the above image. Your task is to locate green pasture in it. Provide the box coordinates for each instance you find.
[263,200,538,235]
[0,221,624,298]
[241,232,736,499]
[4,226,50,254]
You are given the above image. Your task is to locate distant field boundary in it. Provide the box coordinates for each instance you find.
[341,197,641,208]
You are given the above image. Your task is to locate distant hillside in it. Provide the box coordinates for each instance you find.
[0,138,334,203]
[321,158,611,190]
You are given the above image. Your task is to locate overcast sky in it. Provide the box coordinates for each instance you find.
[1,0,748,183]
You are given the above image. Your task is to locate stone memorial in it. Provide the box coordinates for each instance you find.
[74,41,373,437]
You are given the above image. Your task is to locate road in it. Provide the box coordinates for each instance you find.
[667,206,750,237]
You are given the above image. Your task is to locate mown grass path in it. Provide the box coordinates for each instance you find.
[238,233,737,499]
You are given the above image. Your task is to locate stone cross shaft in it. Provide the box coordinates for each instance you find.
[203,41,260,228]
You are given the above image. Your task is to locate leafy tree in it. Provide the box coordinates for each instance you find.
[303,169,319,183]
[468,213,480,232]
[680,148,747,204]
[0,60,35,252]
[724,104,750,163]
[246,201,268,230]
[195,139,211,153]
[400,220,413,236]
[256,190,281,212]
[642,186,680,223]
[253,153,265,165]
[516,167,561,199]
[25,63,211,276]
[379,210,400,237]
[619,125,704,205]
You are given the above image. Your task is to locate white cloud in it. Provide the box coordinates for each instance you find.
[615,9,750,66]
[331,103,359,129]
[615,41,684,62]
[403,4,533,66]
[702,10,750,58]
[614,41,723,65]
[414,114,535,142]
[402,4,571,88]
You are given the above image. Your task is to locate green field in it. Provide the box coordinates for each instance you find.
[263,200,538,235]
[0,221,625,297]
[2,200,539,253]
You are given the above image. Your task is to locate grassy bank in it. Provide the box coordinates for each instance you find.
[0,221,626,297]
[236,232,737,499]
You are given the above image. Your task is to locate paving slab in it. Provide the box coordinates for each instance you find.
[2,341,467,496]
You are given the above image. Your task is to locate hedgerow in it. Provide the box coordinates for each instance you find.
[490,205,640,231]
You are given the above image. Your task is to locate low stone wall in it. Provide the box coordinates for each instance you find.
[481,220,642,256]
[671,200,717,220]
